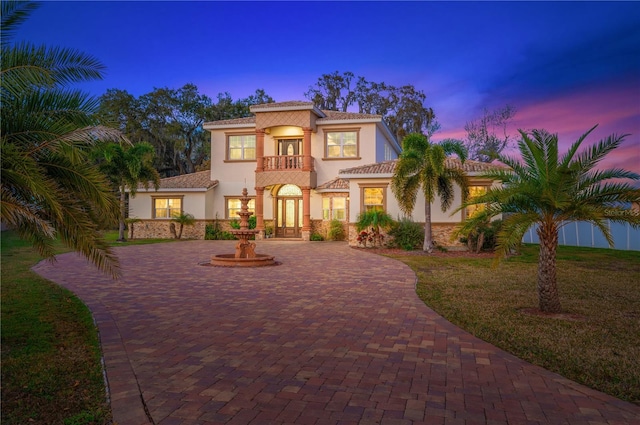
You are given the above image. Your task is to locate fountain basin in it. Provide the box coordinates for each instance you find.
[211,253,276,267]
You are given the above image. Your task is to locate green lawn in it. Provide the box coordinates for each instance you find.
[0,230,174,425]
[389,244,640,405]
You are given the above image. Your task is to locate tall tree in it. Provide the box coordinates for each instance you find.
[93,142,160,241]
[1,0,124,277]
[463,105,517,162]
[305,71,356,112]
[391,133,469,252]
[96,88,146,142]
[306,72,436,140]
[137,84,213,175]
[457,126,640,313]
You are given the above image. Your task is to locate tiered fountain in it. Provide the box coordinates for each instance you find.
[210,188,275,267]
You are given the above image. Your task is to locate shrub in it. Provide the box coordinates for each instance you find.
[310,233,324,241]
[356,210,394,247]
[459,215,503,252]
[205,221,236,240]
[230,215,256,229]
[388,217,423,250]
[327,219,345,241]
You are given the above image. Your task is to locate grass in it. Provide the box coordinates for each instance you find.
[388,244,640,405]
[0,230,173,424]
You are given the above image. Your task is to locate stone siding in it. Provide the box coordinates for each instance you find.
[130,219,276,240]
[311,220,348,241]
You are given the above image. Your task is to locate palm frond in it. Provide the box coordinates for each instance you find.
[559,124,597,168]
[1,1,40,47]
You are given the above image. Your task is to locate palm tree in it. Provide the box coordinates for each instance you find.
[94,142,160,241]
[1,1,126,277]
[391,133,469,252]
[458,126,640,313]
[172,212,196,239]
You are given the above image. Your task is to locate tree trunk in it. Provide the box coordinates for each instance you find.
[475,232,485,254]
[118,185,126,242]
[177,224,184,239]
[423,200,433,252]
[537,222,562,313]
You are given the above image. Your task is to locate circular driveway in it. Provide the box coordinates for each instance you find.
[33,240,640,425]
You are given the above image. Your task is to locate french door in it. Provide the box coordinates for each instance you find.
[276,197,302,238]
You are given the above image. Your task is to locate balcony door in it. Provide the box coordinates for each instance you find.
[275,184,303,238]
[278,139,302,156]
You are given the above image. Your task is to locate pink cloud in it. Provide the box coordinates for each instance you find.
[437,79,640,177]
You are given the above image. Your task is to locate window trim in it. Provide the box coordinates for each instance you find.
[225,132,257,162]
[323,128,361,160]
[359,183,388,213]
[225,196,256,219]
[151,196,184,219]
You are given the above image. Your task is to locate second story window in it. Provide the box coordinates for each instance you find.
[326,130,358,158]
[227,134,256,161]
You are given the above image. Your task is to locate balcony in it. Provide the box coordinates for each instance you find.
[262,155,306,171]
[256,155,316,188]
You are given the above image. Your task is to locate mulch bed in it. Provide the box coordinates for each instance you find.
[351,246,496,258]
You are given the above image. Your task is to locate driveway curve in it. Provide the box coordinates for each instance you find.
[33,240,640,425]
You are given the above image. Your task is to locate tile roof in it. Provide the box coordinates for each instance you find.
[318,110,383,121]
[250,101,315,110]
[139,170,218,190]
[203,116,255,127]
[339,158,510,175]
[316,178,350,191]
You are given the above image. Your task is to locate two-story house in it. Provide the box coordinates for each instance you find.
[128,101,502,246]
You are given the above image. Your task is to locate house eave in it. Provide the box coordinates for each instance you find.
[128,187,215,193]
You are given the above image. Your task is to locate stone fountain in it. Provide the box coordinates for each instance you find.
[210,188,276,267]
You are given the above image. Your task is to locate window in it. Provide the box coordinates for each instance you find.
[227,134,256,160]
[363,187,385,212]
[153,198,182,218]
[384,143,395,161]
[332,197,346,220]
[322,197,347,221]
[226,197,255,219]
[326,130,358,158]
[466,185,488,217]
[322,198,331,220]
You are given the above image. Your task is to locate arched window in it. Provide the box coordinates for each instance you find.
[277,184,302,197]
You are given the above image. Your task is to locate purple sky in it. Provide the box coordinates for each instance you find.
[16,1,640,175]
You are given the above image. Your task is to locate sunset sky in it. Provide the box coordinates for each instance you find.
[16,1,640,175]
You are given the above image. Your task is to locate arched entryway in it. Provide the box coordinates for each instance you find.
[274,184,303,238]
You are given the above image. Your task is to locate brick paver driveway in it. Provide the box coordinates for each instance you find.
[33,241,640,425]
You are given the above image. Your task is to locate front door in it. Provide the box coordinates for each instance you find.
[276,197,302,238]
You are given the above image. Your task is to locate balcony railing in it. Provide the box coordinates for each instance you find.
[262,155,307,171]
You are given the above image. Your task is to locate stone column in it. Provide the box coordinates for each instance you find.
[301,186,311,241]
[302,127,313,172]
[255,186,265,239]
[255,129,265,172]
